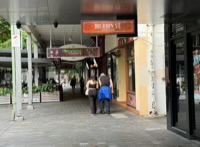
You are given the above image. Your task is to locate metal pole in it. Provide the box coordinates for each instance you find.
[20,30,23,50]
[27,33,34,109]
[34,42,39,86]
[64,33,65,45]
[11,25,16,120]
[80,28,82,45]
[96,35,98,47]
[50,30,52,48]
[15,27,23,119]
[11,0,24,121]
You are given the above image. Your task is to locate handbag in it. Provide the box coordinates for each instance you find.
[85,89,89,96]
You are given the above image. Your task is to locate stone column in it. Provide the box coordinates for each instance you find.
[27,33,34,110]
[34,42,39,86]
[11,25,24,121]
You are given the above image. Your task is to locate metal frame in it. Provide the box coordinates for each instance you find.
[166,23,200,140]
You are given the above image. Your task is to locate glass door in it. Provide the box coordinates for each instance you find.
[192,33,200,137]
[172,39,187,132]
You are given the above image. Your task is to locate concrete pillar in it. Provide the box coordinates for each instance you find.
[147,24,156,115]
[34,42,39,86]
[27,33,34,110]
[11,25,24,121]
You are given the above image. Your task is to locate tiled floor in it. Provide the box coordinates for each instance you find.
[0,87,199,147]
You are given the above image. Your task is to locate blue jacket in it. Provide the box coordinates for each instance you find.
[98,86,112,101]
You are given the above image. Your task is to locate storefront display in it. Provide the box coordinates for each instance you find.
[107,52,118,99]
[126,43,136,107]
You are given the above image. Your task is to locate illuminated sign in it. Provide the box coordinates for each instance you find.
[82,20,135,35]
[82,0,135,15]
[47,48,100,58]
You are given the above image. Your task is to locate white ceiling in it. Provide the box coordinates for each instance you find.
[0,0,165,47]
[34,25,95,47]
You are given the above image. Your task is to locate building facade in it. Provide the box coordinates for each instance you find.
[105,24,166,116]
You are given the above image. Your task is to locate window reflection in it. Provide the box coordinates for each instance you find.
[174,40,187,131]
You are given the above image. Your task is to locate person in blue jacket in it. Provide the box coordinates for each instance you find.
[98,73,114,114]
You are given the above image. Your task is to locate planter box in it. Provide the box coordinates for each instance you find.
[22,93,40,103]
[41,91,59,102]
[0,95,11,104]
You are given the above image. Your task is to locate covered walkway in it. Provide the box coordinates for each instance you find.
[0,88,198,147]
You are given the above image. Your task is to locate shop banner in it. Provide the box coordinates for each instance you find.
[82,20,135,35]
[47,47,100,58]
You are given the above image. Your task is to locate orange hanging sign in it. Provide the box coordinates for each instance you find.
[82,20,135,35]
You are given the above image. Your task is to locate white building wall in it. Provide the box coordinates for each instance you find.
[138,24,166,115]
[153,24,166,115]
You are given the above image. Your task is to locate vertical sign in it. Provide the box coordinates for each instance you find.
[12,35,20,48]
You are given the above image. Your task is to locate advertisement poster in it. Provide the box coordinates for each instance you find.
[193,49,200,104]
[127,93,136,108]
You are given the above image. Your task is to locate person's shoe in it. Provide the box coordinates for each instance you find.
[91,114,95,116]
[106,111,110,114]
[99,111,104,114]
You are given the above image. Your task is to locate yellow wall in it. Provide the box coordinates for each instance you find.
[117,48,127,102]
[135,38,149,115]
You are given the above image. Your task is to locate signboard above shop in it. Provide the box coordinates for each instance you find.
[47,48,100,58]
[82,20,135,35]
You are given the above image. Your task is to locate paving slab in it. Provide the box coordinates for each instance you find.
[0,87,198,147]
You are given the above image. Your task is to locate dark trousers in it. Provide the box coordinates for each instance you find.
[80,86,84,94]
[88,96,97,114]
[99,99,110,113]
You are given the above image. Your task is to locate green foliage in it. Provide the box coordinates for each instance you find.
[22,82,57,94]
[0,87,12,96]
[22,31,28,50]
[0,39,11,50]
[40,80,57,92]
[0,17,30,50]
[22,86,28,94]
[0,17,10,44]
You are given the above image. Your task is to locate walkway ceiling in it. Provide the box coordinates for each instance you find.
[0,0,166,47]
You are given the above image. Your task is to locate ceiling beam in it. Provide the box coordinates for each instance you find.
[22,26,46,50]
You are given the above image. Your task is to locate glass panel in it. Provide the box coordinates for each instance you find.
[171,23,184,37]
[127,43,134,58]
[112,55,118,98]
[128,60,135,92]
[193,37,200,133]
[174,40,187,131]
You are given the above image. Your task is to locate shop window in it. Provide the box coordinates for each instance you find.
[127,43,134,59]
[171,23,184,37]
[128,60,135,92]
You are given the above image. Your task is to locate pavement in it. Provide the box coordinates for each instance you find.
[0,87,199,147]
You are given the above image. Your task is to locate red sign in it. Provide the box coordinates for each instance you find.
[47,48,100,58]
[82,20,135,35]
[82,0,135,15]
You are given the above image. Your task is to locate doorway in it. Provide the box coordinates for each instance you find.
[192,33,200,138]
[171,39,187,132]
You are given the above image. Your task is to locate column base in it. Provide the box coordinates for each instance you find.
[15,116,24,121]
[27,105,34,110]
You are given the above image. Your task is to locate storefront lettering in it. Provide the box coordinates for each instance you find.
[95,23,121,30]
[66,50,82,56]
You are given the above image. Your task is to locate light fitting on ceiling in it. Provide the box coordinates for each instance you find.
[16,20,21,29]
[53,20,58,28]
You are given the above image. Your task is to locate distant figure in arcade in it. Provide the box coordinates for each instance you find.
[70,76,76,94]
[80,77,85,94]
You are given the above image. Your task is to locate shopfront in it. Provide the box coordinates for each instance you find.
[126,42,136,108]
[166,23,200,140]
[106,50,118,99]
